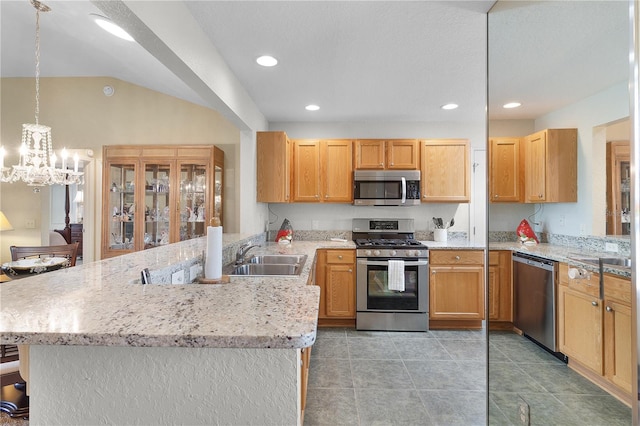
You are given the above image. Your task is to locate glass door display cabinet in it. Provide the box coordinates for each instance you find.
[102,145,224,259]
[606,141,630,235]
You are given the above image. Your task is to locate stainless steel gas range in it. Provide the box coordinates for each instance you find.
[353,218,429,331]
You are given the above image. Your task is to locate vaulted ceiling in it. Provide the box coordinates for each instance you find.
[1,1,629,127]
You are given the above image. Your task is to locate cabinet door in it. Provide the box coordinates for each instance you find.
[103,161,138,258]
[524,130,547,202]
[293,140,321,202]
[489,137,522,202]
[558,285,603,374]
[606,141,631,235]
[325,263,355,317]
[177,162,209,242]
[488,251,513,323]
[257,131,291,202]
[604,299,632,394]
[420,139,470,202]
[487,263,500,321]
[429,265,484,319]
[386,140,419,169]
[143,161,174,249]
[322,140,353,202]
[354,140,385,169]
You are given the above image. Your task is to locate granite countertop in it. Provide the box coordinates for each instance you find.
[0,237,352,349]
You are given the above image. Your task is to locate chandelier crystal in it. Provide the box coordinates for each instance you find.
[0,0,83,187]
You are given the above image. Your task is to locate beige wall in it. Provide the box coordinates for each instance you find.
[0,77,240,262]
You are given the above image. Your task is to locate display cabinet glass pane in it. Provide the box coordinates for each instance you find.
[108,164,136,251]
[179,164,207,241]
[215,164,223,224]
[144,164,171,248]
[620,160,630,235]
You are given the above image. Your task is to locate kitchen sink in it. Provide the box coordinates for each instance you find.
[247,254,308,265]
[230,263,302,276]
[570,256,631,269]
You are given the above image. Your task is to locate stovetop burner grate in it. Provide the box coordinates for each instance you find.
[355,238,425,248]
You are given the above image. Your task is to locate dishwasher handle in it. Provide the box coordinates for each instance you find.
[512,253,556,272]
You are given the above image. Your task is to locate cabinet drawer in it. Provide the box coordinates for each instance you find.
[430,250,483,265]
[559,263,600,298]
[326,250,355,264]
[604,273,631,304]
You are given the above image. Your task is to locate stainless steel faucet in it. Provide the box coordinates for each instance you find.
[235,242,261,265]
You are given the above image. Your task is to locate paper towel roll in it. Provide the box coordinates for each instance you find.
[205,225,222,279]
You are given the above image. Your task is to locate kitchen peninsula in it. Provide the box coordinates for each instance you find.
[0,235,344,425]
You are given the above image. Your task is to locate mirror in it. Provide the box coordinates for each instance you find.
[488,1,632,424]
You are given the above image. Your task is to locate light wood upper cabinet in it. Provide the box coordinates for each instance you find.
[523,128,577,203]
[354,139,419,170]
[292,140,321,202]
[257,131,292,203]
[489,137,523,202]
[429,250,484,320]
[292,139,354,203]
[420,139,470,203]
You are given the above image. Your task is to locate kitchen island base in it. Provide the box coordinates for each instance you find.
[29,345,302,425]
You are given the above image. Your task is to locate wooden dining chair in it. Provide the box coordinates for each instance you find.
[10,242,79,267]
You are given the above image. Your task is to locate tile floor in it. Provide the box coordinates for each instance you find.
[304,328,632,425]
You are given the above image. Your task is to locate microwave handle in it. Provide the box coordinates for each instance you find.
[401,177,406,204]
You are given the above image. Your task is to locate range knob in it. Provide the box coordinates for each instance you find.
[407,250,415,257]
[373,250,381,256]
[365,250,372,257]
[390,250,397,256]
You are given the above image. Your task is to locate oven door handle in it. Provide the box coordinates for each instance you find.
[358,260,428,267]
[401,177,406,204]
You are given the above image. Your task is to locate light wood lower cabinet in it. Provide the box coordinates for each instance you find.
[558,263,632,403]
[299,346,311,422]
[429,250,484,329]
[315,249,356,327]
[488,250,513,328]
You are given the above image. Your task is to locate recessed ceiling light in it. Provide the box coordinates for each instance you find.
[503,102,522,109]
[305,105,320,111]
[441,103,459,110]
[91,14,134,42]
[256,55,278,67]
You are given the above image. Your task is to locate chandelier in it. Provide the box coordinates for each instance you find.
[0,0,82,187]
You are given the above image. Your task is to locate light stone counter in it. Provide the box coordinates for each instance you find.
[0,236,360,349]
[0,235,354,425]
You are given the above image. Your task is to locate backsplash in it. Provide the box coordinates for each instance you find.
[489,231,631,257]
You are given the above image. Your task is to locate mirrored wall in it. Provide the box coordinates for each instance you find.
[487,1,634,424]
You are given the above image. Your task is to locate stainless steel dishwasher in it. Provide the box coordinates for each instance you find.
[512,252,560,354]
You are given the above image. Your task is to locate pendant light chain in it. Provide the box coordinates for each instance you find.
[34,5,41,125]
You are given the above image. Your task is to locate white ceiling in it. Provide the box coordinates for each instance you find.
[0,0,630,126]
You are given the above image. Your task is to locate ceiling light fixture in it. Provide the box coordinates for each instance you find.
[256,55,278,67]
[305,105,320,111]
[0,0,83,188]
[91,14,134,42]
[441,103,459,110]
[503,102,522,109]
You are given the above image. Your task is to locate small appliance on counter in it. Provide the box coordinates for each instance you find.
[353,218,429,331]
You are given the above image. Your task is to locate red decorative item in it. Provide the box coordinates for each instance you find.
[275,218,294,243]
[516,219,539,244]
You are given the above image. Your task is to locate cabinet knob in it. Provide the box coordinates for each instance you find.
[338,255,343,259]
[538,194,543,198]
[348,269,352,273]
[494,194,498,198]
[591,301,598,307]
[315,195,319,198]
[432,270,436,274]
[455,256,460,260]
[390,162,394,166]
[380,162,384,166]
[606,306,613,312]
[325,195,329,198]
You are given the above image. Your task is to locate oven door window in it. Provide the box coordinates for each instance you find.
[366,262,419,310]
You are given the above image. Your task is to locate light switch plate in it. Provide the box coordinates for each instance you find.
[172,270,185,284]
[605,242,619,253]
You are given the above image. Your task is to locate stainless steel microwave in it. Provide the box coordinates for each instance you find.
[353,170,421,206]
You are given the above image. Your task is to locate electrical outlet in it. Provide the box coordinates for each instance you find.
[534,221,543,232]
[559,215,565,227]
[172,270,185,284]
[518,397,530,425]
[605,242,619,253]
[190,264,202,282]
[25,219,36,229]
[579,224,586,235]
